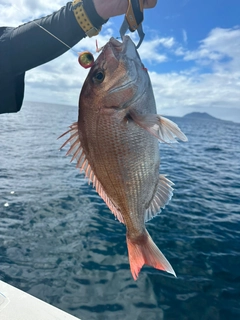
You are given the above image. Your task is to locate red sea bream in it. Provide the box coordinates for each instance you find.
[60,36,187,280]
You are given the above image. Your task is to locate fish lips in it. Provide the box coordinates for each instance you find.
[93,36,142,81]
[106,36,141,62]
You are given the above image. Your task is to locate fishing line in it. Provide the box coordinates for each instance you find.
[13,3,79,56]
[12,3,111,68]
[31,20,78,55]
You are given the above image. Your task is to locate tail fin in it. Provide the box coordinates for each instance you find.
[126,229,176,280]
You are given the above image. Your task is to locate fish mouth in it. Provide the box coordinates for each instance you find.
[106,36,140,60]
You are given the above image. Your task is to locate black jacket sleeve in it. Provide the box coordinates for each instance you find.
[0,1,107,114]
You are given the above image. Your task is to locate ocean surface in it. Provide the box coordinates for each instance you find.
[0,101,239,320]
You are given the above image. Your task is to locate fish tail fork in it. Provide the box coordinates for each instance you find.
[126,229,176,280]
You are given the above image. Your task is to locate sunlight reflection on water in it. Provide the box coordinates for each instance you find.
[0,102,240,320]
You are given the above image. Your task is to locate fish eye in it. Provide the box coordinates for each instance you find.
[78,51,94,69]
[92,70,105,84]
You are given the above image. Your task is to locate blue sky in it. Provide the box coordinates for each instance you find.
[153,0,239,41]
[125,0,240,71]
[1,0,240,122]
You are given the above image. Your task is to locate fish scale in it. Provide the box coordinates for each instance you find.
[98,117,156,226]
[60,36,187,280]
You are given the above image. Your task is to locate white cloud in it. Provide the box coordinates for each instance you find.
[182,29,187,44]
[21,26,240,122]
[181,27,240,68]
[25,31,114,105]
[1,2,240,122]
[127,33,174,63]
[151,69,240,118]
[0,0,65,26]
[151,27,240,121]
[138,39,169,63]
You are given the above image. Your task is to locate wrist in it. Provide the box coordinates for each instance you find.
[83,0,108,28]
[72,0,108,37]
[93,0,128,19]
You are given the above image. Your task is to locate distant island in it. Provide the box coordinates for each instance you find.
[164,112,237,123]
[183,112,218,120]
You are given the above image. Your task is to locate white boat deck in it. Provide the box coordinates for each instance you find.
[0,281,80,320]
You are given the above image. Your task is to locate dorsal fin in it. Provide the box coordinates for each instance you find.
[59,124,125,224]
[145,175,174,222]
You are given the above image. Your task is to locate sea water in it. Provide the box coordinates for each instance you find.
[0,101,240,320]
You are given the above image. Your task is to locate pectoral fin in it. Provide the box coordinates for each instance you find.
[129,110,188,143]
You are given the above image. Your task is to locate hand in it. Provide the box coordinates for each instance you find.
[93,0,157,20]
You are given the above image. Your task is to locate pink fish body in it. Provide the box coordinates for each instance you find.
[60,36,187,280]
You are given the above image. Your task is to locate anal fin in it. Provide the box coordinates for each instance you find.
[145,175,174,222]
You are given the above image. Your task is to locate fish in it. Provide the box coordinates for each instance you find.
[59,36,187,280]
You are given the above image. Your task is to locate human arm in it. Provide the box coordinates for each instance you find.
[9,0,157,75]
[9,1,107,75]
[0,0,158,114]
[0,0,107,113]
[93,0,157,20]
